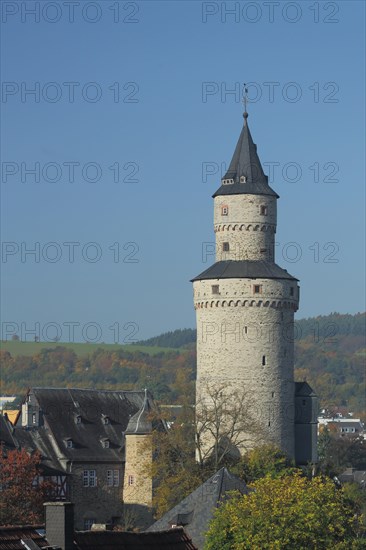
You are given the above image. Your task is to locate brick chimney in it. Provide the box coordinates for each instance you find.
[44,502,74,550]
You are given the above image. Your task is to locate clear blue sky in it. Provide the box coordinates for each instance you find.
[1,0,365,343]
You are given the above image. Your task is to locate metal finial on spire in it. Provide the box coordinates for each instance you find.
[242,84,249,123]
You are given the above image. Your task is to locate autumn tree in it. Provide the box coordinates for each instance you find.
[0,447,52,526]
[195,383,265,470]
[318,427,366,476]
[146,385,267,518]
[204,472,366,549]
[146,404,204,518]
[232,444,297,483]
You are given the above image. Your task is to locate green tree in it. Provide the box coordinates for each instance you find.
[145,404,205,518]
[232,444,297,482]
[204,473,365,549]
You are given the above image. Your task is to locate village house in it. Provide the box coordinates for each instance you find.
[1,387,158,530]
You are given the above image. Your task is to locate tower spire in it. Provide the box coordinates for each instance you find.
[212,102,278,198]
[242,84,249,125]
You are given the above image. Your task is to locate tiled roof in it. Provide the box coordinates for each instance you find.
[74,527,197,549]
[0,414,17,450]
[0,526,50,550]
[16,388,154,463]
[147,468,247,549]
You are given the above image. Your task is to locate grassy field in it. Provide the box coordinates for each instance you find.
[0,340,179,357]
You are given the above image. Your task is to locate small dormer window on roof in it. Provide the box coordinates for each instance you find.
[222,178,234,185]
[101,438,110,449]
[75,414,82,425]
[65,438,74,449]
[240,175,246,183]
[102,415,110,425]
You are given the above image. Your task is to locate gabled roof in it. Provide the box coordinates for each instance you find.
[0,413,18,450]
[295,382,317,398]
[74,527,197,550]
[16,388,153,463]
[0,525,51,550]
[213,114,278,199]
[147,468,247,549]
[191,260,298,282]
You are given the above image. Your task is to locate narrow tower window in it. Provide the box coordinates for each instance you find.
[222,242,230,252]
[260,205,268,215]
[211,285,220,295]
[221,205,228,216]
[253,284,262,294]
[262,355,266,366]
[290,287,294,296]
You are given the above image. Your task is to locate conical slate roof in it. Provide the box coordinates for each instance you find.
[191,260,298,282]
[213,113,279,198]
[125,389,153,435]
[147,468,248,549]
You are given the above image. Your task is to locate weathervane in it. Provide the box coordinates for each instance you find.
[242,84,249,122]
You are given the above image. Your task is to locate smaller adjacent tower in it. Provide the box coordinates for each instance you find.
[123,391,153,527]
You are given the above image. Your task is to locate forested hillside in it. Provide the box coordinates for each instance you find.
[1,313,364,416]
[133,313,365,348]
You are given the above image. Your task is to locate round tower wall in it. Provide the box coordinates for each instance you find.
[194,277,298,458]
[214,194,277,261]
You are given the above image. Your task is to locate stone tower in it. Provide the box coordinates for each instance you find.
[192,111,300,460]
[123,390,153,527]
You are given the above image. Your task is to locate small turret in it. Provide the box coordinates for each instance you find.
[123,390,153,529]
[125,390,152,435]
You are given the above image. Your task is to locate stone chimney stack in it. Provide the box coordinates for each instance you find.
[44,502,74,550]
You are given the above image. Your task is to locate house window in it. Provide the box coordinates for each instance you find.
[260,205,268,215]
[128,475,135,486]
[221,205,228,216]
[253,284,262,294]
[262,355,266,366]
[107,470,120,487]
[84,518,96,530]
[83,470,97,487]
[212,285,220,295]
[222,242,230,252]
[240,175,246,183]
